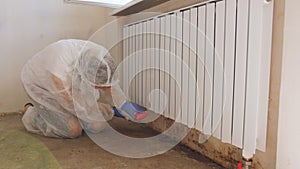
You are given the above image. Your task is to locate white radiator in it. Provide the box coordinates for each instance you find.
[122,0,273,159]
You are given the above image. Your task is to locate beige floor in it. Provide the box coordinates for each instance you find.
[0,114,224,169]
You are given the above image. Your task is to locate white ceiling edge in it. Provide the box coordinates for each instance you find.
[110,0,143,15]
[64,0,134,9]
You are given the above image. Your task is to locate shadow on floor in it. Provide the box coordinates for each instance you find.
[0,114,224,169]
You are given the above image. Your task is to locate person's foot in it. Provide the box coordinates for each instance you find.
[21,103,33,114]
[68,116,82,138]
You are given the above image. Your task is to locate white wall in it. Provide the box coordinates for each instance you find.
[276,0,300,168]
[0,0,114,112]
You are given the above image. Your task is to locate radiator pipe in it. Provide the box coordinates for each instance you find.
[242,157,253,169]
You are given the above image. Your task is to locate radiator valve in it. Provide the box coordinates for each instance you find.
[242,157,253,169]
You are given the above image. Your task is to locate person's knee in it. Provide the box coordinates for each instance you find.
[68,117,82,138]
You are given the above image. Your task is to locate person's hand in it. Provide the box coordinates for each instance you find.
[98,103,114,121]
[79,119,107,134]
[86,122,107,133]
[61,89,73,103]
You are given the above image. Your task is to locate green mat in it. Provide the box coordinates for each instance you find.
[0,130,62,169]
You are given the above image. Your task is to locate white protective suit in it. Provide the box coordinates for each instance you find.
[21,39,127,138]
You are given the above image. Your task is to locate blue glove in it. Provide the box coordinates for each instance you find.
[131,103,145,113]
[120,102,145,120]
[112,106,125,118]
